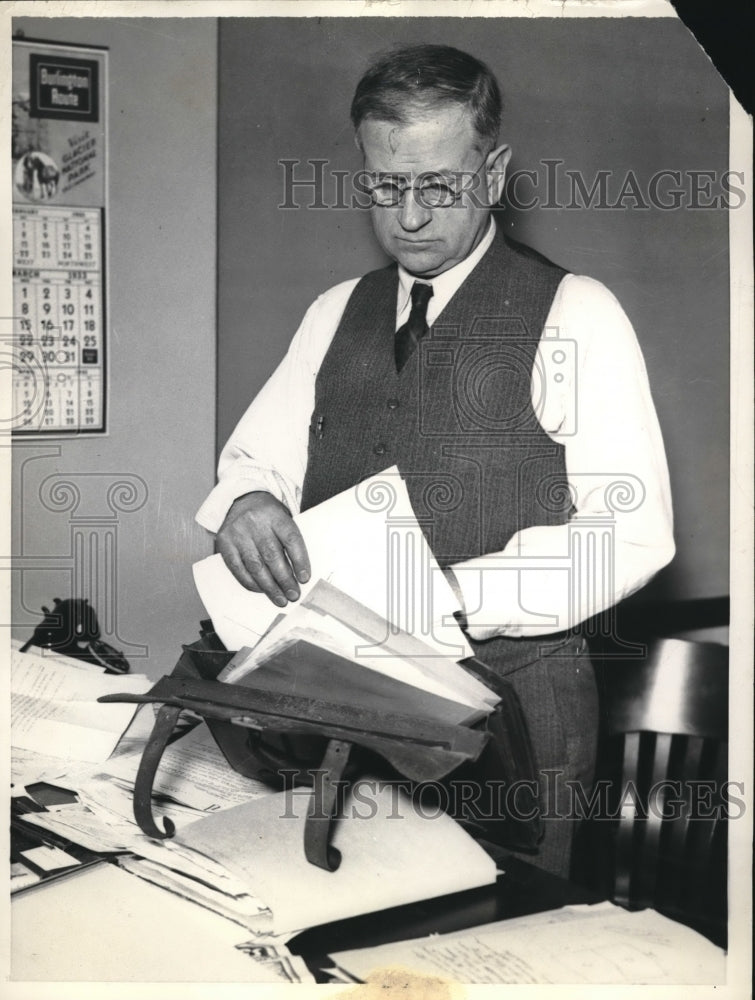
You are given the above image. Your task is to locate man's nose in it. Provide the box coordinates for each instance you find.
[397,189,432,231]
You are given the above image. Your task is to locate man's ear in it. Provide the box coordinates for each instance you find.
[485,144,512,204]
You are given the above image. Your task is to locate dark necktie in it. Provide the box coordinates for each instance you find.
[395,281,434,372]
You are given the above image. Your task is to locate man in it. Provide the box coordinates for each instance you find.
[197,45,674,877]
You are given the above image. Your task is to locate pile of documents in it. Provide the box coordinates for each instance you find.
[12,690,275,929]
[10,637,498,972]
[10,658,312,981]
[10,640,152,894]
[17,704,498,938]
[11,471,503,976]
[10,642,274,940]
[11,639,153,787]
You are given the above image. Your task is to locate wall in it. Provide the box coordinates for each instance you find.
[216,16,731,606]
[10,17,218,678]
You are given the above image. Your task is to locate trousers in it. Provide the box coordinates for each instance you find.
[480,633,599,878]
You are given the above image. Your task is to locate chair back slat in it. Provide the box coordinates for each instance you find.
[597,638,728,946]
[613,731,641,908]
[663,735,704,902]
[634,732,673,907]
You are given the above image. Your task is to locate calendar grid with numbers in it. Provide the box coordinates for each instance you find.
[13,204,107,435]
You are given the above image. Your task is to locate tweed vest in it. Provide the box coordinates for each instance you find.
[301,231,573,674]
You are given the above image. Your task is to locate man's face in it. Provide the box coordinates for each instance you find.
[358,104,510,278]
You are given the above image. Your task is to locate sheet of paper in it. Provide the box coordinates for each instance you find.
[177,780,497,934]
[20,844,82,873]
[108,700,158,742]
[194,467,472,660]
[301,579,495,708]
[102,721,275,811]
[11,747,94,790]
[11,863,277,983]
[331,901,726,985]
[10,636,107,672]
[11,646,152,762]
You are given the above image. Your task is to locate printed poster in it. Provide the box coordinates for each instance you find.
[11,39,107,434]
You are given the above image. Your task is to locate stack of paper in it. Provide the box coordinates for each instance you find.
[18,765,273,933]
[15,702,283,929]
[19,751,498,939]
[221,579,497,725]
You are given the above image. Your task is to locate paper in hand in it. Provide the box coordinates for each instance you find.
[193,467,471,659]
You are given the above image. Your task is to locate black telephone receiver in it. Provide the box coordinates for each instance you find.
[20,597,130,674]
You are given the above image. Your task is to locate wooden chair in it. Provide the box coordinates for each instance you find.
[594,638,728,947]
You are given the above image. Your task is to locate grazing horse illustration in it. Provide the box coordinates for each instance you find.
[20,152,60,200]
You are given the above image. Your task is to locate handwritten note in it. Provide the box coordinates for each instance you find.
[331,901,726,985]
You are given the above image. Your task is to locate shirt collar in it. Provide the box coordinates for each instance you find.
[396,216,497,323]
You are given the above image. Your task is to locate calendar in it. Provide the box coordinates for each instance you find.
[12,39,107,435]
[14,206,105,432]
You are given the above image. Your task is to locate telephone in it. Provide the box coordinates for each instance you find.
[20,597,130,674]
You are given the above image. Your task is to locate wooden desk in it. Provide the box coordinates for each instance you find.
[290,854,605,981]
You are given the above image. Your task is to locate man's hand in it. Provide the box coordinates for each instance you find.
[216,492,310,606]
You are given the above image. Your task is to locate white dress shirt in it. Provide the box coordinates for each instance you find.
[197,219,675,640]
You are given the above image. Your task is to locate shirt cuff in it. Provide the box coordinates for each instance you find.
[451,558,574,641]
[195,472,289,534]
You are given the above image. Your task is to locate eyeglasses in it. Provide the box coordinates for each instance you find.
[363,155,490,209]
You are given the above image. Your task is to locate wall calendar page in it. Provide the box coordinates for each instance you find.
[11,39,108,435]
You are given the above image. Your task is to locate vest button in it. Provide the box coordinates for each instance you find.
[387,398,400,410]
[373,443,387,455]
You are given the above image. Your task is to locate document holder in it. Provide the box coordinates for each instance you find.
[100,622,543,871]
